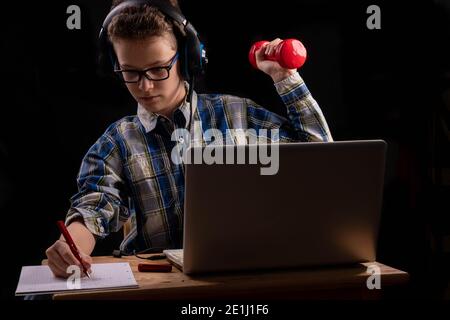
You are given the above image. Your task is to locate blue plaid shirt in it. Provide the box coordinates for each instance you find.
[66,72,333,254]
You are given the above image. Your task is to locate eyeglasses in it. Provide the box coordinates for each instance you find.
[114,53,179,83]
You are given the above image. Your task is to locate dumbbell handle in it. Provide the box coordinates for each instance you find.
[248,39,307,70]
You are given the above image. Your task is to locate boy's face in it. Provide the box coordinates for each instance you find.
[112,34,186,117]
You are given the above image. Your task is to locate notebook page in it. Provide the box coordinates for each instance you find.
[16,262,138,296]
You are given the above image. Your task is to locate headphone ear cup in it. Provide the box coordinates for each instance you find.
[185,32,206,80]
[199,42,208,75]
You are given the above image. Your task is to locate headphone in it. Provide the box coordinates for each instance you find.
[98,0,208,82]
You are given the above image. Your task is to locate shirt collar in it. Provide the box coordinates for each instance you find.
[137,82,197,133]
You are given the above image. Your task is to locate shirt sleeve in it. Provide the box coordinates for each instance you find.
[65,133,130,239]
[274,72,333,142]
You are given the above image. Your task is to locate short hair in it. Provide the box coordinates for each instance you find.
[107,0,186,48]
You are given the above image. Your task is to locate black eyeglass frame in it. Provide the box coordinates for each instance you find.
[114,52,179,83]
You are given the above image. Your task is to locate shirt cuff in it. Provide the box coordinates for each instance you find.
[66,208,107,239]
[274,71,303,95]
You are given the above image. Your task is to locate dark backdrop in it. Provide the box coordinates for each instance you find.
[1,0,449,300]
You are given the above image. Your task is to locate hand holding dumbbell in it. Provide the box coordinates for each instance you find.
[248,38,307,70]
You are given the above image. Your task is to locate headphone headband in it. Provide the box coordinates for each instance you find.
[100,0,189,36]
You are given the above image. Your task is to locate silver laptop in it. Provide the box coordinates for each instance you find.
[164,140,387,274]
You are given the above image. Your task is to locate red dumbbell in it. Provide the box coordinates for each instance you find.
[248,38,307,70]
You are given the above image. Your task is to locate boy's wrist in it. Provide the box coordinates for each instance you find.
[271,69,297,83]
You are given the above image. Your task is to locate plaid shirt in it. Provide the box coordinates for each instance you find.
[66,72,333,254]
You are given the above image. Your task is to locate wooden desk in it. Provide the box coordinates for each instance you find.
[51,254,409,300]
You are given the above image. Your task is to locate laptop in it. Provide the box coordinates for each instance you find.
[164,140,387,274]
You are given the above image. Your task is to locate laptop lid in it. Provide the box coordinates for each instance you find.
[182,140,387,274]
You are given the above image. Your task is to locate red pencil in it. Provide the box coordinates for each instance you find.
[56,220,91,279]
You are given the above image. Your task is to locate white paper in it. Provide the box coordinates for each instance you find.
[163,249,184,270]
[15,262,138,296]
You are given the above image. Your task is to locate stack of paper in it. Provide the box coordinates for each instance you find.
[163,249,184,270]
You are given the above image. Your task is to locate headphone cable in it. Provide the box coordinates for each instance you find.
[187,75,195,134]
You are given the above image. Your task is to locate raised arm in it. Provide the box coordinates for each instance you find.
[254,38,333,142]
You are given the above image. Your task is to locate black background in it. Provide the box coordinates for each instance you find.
[0,0,449,301]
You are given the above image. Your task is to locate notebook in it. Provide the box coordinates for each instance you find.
[15,262,138,296]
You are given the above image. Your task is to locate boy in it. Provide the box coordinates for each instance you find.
[45,0,333,278]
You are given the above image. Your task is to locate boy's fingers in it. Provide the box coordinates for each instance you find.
[82,254,93,264]
[56,241,81,268]
[46,240,90,278]
[80,252,92,271]
[255,44,269,66]
[48,260,69,278]
[46,247,69,269]
[81,260,92,275]
[266,38,283,56]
